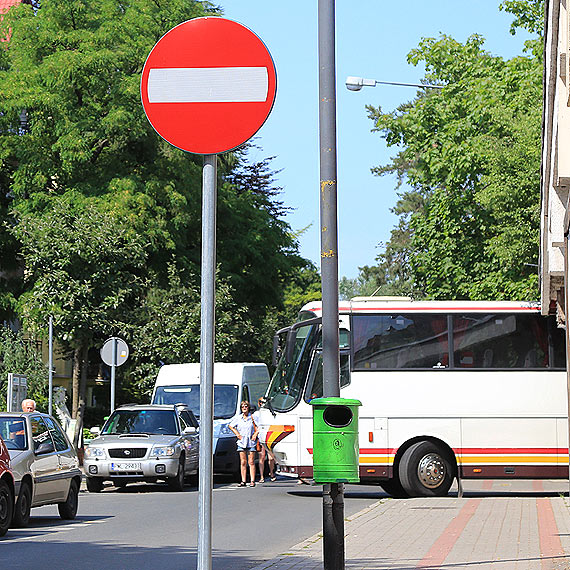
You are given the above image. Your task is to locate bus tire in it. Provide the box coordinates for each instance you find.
[378,478,408,499]
[398,441,454,497]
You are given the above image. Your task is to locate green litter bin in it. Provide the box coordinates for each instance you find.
[310,397,362,483]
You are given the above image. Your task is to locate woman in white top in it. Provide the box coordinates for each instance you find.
[229,401,259,487]
[252,398,276,483]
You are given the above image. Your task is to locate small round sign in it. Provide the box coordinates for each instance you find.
[100,337,129,367]
[141,17,277,155]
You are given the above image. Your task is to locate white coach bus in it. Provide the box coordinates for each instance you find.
[258,297,568,497]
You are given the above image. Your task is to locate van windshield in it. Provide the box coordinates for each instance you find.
[153,384,239,420]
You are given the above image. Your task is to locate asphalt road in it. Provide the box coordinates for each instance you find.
[0,475,385,569]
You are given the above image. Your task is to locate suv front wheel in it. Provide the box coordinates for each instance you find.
[167,457,185,491]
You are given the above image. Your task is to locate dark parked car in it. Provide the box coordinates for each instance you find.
[0,434,14,537]
[0,412,82,527]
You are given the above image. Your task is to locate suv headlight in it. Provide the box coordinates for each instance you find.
[85,447,106,459]
[218,423,235,438]
[152,445,176,457]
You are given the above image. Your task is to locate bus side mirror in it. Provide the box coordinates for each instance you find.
[285,329,297,363]
[272,334,280,366]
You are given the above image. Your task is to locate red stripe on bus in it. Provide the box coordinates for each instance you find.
[455,448,568,455]
[310,306,540,313]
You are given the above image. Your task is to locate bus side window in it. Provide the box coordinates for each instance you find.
[453,314,556,369]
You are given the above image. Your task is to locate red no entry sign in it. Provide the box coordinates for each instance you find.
[141,17,277,155]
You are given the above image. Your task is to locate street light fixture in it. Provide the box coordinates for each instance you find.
[345,75,444,91]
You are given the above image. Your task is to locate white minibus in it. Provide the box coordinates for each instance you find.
[151,362,270,475]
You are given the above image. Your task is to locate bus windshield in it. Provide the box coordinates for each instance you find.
[267,323,318,412]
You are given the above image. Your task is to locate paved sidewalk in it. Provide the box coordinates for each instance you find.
[251,480,570,570]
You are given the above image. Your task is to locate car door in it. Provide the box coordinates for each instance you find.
[180,410,199,472]
[44,416,77,501]
[29,416,60,504]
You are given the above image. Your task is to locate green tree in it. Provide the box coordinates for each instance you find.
[13,191,148,438]
[122,265,257,400]
[363,2,543,300]
[0,0,309,425]
[0,327,48,411]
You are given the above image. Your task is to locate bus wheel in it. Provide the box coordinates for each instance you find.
[378,479,408,499]
[399,441,454,497]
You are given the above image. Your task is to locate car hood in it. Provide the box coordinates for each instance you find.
[88,434,180,447]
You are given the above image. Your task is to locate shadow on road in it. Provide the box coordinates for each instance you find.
[0,539,271,570]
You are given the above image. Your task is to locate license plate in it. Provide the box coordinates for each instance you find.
[110,462,141,471]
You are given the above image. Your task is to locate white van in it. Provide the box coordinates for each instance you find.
[151,363,270,476]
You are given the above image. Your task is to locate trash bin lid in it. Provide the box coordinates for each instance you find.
[309,397,362,407]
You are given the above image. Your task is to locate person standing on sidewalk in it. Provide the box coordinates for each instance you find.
[229,401,258,487]
[252,398,276,483]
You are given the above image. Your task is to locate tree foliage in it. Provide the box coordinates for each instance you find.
[361,3,543,300]
[0,0,310,418]
[0,327,47,411]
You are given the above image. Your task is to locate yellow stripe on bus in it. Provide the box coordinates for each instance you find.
[459,456,559,464]
[359,456,393,464]
[356,455,561,466]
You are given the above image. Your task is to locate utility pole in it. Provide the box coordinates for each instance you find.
[318,0,344,568]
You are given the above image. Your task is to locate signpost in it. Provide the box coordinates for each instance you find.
[100,337,129,412]
[141,17,276,155]
[6,374,27,412]
[141,17,276,570]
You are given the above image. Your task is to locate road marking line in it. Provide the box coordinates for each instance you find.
[147,67,269,103]
[415,499,481,569]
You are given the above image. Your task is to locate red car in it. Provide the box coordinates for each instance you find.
[0,435,14,537]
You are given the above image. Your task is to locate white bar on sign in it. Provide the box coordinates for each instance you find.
[147,67,269,103]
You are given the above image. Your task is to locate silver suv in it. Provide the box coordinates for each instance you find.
[84,404,199,492]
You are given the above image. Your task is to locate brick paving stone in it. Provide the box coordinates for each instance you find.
[250,481,570,570]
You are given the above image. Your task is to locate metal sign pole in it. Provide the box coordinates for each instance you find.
[318,0,344,568]
[198,154,217,570]
[48,315,53,415]
[7,373,13,412]
[110,338,117,412]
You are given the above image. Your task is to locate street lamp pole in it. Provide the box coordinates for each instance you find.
[345,75,444,91]
[319,1,343,569]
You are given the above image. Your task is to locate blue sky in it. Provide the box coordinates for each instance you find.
[219,1,532,279]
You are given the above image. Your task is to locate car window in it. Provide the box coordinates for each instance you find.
[102,410,178,435]
[44,416,69,452]
[30,416,54,453]
[0,417,28,451]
